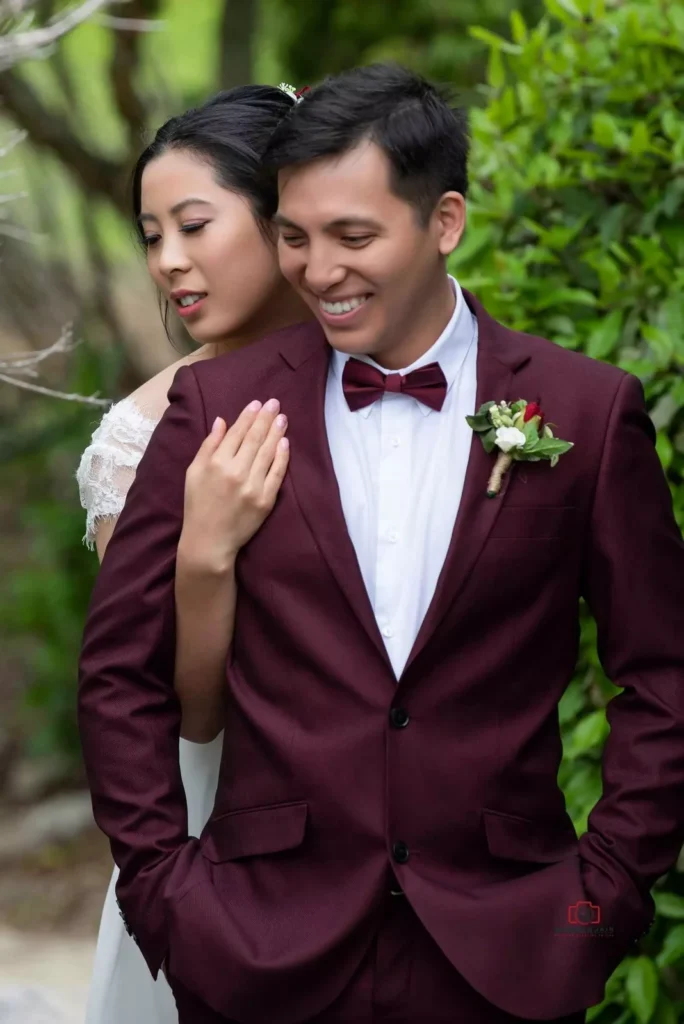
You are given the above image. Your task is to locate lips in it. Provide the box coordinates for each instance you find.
[173,293,207,318]
[317,294,371,327]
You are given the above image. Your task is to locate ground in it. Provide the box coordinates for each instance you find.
[0,819,111,1023]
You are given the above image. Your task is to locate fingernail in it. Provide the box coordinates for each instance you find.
[247,400,262,412]
[279,437,289,450]
[276,414,287,429]
[212,416,223,432]
[264,398,280,413]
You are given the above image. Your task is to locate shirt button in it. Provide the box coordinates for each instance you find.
[387,530,399,543]
[390,436,400,448]
[382,625,394,638]
[392,841,410,864]
[389,707,410,729]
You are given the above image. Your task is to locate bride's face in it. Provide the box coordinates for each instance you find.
[139,148,285,346]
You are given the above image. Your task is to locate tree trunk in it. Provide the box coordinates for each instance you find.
[218,0,257,89]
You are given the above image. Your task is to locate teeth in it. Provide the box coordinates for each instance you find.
[320,296,367,315]
[178,294,203,307]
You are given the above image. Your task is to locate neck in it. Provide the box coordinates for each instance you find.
[372,275,456,371]
[211,289,315,357]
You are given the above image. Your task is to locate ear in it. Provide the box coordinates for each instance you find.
[433,191,466,256]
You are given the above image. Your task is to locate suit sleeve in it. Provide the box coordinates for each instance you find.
[579,372,684,940]
[78,364,208,977]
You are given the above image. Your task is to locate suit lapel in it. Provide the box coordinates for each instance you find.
[280,323,393,671]
[402,290,532,677]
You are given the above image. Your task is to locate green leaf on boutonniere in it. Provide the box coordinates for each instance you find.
[482,428,498,453]
[466,412,493,432]
[526,437,574,459]
[523,420,541,445]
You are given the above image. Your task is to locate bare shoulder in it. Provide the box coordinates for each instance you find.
[126,346,214,420]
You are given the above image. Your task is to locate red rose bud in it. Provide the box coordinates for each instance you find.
[524,402,543,423]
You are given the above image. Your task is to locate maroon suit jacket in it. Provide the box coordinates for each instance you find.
[78,291,684,1023]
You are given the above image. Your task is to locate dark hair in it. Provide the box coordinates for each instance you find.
[132,84,295,245]
[264,64,469,225]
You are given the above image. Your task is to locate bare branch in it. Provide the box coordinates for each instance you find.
[0,326,112,406]
[95,13,164,30]
[0,0,119,70]
[0,372,111,404]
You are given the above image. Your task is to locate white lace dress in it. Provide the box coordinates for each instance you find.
[76,396,223,1024]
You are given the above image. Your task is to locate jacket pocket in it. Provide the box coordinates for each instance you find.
[201,800,308,863]
[489,505,576,540]
[482,807,578,864]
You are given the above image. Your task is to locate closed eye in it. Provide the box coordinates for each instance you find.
[180,221,209,235]
[280,234,306,247]
[341,235,374,246]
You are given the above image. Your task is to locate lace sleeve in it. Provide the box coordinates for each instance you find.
[75,397,160,550]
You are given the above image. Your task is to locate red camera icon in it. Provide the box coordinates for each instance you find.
[568,901,601,925]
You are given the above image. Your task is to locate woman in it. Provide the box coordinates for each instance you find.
[76,84,314,1024]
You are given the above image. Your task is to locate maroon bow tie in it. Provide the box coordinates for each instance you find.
[341,357,448,413]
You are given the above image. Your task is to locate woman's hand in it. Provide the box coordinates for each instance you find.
[178,397,289,576]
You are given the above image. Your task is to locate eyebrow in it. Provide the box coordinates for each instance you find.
[138,198,213,224]
[272,214,382,232]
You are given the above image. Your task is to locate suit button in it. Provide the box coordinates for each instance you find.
[389,707,410,729]
[392,841,410,864]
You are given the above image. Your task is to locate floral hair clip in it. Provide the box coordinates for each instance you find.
[278,83,310,103]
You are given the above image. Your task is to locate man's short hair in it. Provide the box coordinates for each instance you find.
[264,63,469,225]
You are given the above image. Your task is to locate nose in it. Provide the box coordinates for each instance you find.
[303,240,346,294]
[157,233,192,278]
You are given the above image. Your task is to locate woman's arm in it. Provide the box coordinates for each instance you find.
[94,519,235,743]
[93,398,289,743]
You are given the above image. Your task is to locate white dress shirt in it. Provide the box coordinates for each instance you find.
[324,275,478,678]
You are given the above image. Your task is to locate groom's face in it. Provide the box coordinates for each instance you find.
[274,140,461,367]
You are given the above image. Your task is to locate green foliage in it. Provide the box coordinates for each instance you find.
[452,0,684,1017]
[269,0,543,101]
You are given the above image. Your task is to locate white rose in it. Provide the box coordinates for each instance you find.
[495,426,527,453]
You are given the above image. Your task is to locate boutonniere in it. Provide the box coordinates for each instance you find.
[466,400,573,497]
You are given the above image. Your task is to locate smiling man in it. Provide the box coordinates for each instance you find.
[78,64,684,1024]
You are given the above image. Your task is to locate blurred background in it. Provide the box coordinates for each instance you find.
[1,0,683,1020]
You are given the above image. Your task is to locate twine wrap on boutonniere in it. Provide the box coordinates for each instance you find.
[466,399,573,497]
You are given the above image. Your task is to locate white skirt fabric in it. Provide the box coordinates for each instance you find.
[84,733,224,1024]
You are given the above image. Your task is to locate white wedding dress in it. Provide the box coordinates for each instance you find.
[76,396,223,1024]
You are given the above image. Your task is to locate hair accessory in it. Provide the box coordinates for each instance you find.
[278,82,309,104]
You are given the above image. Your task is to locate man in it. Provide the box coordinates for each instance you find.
[78,64,684,1024]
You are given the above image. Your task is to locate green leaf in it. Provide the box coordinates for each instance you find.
[593,112,620,149]
[469,26,523,55]
[529,438,574,458]
[654,892,684,919]
[651,993,679,1024]
[655,924,684,967]
[510,11,528,45]
[534,288,597,311]
[626,956,659,1024]
[630,121,651,158]
[487,46,506,89]
[466,413,493,432]
[587,310,624,360]
[566,710,609,758]
[482,428,498,454]
[544,0,583,21]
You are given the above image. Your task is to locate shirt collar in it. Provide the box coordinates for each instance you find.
[331,275,473,418]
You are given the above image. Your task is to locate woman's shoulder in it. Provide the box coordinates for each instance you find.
[122,346,214,423]
[75,348,213,547]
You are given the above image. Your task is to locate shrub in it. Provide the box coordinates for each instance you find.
[452,1,684,1020]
